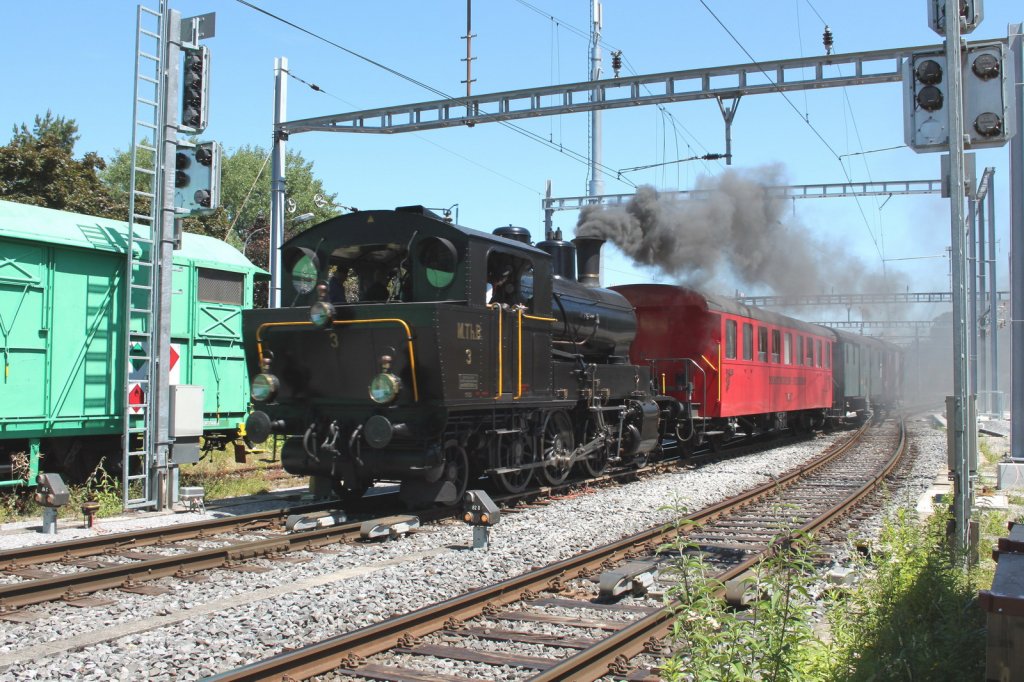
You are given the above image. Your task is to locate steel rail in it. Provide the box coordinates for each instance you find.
[0,425,816,614]
[0,500,340,568]
[0,501,453,611]
[534,419,907,681]
[205,421,875,681]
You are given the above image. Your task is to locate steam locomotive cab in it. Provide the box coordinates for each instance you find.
[242,207,661,505]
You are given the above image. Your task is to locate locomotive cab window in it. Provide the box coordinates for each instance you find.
[825,342,831,369]
[742,323,753,360]
[486,251,532,307]
[771,330,781,363]
[757,327,768,362]
[806,337,814,366]
[784,333,792,364]
[519,265,535,310]
[326,241,411,304]
[797,336,804,365]
[419,236,458,289]
[283,247,321,297]
[816,339,823,367]
[725,319,737,359]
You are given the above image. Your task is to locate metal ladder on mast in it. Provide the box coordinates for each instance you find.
[122,1,166,509]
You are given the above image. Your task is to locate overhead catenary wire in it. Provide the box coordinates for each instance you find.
[510,0,722,179]
[235,0,634,189]
[698,0,887,268]
[287,69,542,195]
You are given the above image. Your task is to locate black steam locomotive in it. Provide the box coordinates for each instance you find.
[243,206,666,505]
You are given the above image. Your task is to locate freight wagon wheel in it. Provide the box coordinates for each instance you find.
[575,418,608,478]
[538,410,574,486]
[492,435,532,494]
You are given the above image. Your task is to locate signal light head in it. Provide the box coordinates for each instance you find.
[195,146,213,165]
[916,86,944,112]
[915,59,943,85]
[181,46,210,132]
[974,112,1003,138]
[971,53,1000,81]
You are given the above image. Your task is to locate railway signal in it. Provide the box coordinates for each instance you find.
[903,42,1015,153]
[463,490,500,551]
[181,45,210,133]
[173,140,221,215]
[962,42,1016,149]
[928,0,983,35]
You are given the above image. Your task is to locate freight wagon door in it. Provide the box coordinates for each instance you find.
[49,248,121,424]
[192,268,248,428]
[0,240,47,419]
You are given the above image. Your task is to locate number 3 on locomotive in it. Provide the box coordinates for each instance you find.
[328,332,339,348]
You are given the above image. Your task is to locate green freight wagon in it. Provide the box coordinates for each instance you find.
[0,199,266,486]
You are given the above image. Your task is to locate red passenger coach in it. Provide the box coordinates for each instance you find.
[613,285,834,437]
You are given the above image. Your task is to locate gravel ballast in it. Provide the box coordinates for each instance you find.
[0,426,943,681]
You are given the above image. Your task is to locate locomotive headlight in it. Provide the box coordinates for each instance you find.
[368,372,401,404]
[309,300,335,329]
[251,373,279,402]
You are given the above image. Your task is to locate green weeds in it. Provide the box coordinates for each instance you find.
[659,506,987,681]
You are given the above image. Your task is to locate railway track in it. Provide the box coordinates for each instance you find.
[204,418,905,681]
[0,428,817,618]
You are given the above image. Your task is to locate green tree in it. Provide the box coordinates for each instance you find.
[102,144,339,260]
[0,111,123,218]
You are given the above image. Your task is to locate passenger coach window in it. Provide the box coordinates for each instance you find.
[816,340,823,367]
[771,330,781,363]
[825,342,831,368]
[725,320,737,359]
[805,337,814,366]
[757,327,768,362]
[742,323,753,361]
[797,336,804,365]
[784,333,792,364]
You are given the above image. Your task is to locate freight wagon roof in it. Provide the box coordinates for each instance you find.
[613,283,834,339]
[0,199,265,274]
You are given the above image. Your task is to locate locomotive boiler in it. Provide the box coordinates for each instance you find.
[242,207,663,505]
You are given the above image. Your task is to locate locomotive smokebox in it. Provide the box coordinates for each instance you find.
[573,236,604,288]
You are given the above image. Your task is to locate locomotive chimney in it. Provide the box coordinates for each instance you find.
[572,236,604,288]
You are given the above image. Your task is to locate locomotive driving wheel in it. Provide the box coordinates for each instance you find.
[492,432,532,494]
[440,439,470,505]
[575,417,608,477]
[538,410,574,486]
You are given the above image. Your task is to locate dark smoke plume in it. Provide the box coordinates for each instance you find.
[575,165,905,300]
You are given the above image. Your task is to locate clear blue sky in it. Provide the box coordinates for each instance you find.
[1,1,1020,326]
